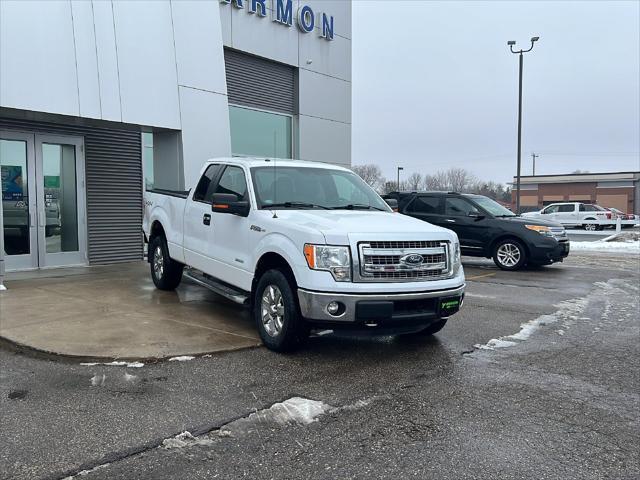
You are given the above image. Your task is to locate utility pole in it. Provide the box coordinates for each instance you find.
[507,36,540,214]
[531,152,539,176]
[397,166,404,192]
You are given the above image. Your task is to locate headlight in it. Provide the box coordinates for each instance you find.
[303,244,351,282]
[525,225,554,237]
[448,241,461,276]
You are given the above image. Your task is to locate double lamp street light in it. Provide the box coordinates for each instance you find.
[508,36,539,214]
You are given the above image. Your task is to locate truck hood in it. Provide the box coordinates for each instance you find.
[264,210,457,244]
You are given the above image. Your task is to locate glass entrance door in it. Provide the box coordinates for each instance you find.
[35,135,87,268]
[0,132,87,270]
[1,131,37,270]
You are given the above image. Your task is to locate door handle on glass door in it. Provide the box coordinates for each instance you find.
[203,214,211,226]
[38,211,45,227]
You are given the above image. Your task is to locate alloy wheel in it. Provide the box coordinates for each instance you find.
[153,246,164,278]
[497,243,521,268]
[261,285,285,337]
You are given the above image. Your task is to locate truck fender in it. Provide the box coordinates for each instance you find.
[251,233,306,290]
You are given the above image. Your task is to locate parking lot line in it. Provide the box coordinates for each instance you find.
[466,272,497,281]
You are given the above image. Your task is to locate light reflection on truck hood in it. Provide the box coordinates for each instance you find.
[260,210,457,245]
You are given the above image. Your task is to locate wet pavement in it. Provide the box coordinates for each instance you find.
[0,263,260,359]
[0,251,638,479]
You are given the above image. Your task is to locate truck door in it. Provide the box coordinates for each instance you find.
[208,165,252,291]
[183,164,221,272]
[540,204,560,222]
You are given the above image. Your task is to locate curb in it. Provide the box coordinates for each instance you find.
[0,334,262,365]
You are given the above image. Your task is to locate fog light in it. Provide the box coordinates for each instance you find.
[327,302,340,315]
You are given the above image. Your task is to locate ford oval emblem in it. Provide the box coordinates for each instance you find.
[400,254,424,266]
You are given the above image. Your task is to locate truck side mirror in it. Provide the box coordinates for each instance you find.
[212,193,250,217]
[468,211,485,220]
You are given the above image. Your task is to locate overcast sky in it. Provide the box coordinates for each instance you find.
[351,0,640,185]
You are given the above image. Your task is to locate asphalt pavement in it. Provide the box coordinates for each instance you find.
[1,252,638,480]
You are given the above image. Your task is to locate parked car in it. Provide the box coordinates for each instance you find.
[522,202,613,231]
[383,191,569,271]
[143,159,465,352]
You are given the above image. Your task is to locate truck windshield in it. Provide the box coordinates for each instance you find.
[251,166,390,211]
[470,196,516,217]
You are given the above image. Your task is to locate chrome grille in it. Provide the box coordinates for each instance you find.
[357,241,450,282]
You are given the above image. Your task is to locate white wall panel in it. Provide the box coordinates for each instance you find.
[0,0,79,116]
[298,69,350,123]
[229,3,299,66]
[298,115,350,166]
[303,0,351,39]
[70,0,101,119]
[171,0,227,95]
[219,1,232,46]
[299,32,351,81]
[179,87,232,187]
[92,0,122,122]
[112,1,180,129]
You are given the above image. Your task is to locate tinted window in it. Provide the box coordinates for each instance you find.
[558,204,575,213]
[213,166,247,201]
[445,198,479,216]
[193,165,219,202]
[407,196,441,214]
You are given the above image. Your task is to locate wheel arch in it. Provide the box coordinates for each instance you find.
[252,252,298,308]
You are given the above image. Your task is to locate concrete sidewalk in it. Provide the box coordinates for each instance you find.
[0,262,260,360]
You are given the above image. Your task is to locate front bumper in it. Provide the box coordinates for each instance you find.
[297,284,465,327]
[529,239,570,264]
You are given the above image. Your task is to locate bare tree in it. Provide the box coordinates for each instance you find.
[405,172,423,191]
[351,164,384,191]
[446,167,477,192]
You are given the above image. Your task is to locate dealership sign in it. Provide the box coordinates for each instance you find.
[220,0,334,41]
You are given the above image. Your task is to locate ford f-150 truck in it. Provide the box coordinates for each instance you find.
[143,158,465,351]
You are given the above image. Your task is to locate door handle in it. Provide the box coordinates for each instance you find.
[30,211,37,228]
[38,211,45,227]
[203,214,211,226]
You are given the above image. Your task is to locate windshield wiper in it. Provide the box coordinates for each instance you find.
[332,204,385,211]
[262,202,330,210]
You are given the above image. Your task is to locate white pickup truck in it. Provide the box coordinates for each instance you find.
[143,158,465,351]
[522,202,617,231]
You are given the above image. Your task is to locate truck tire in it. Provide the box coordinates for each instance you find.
[149,235,183,291]
[254,269,308,352]
[415,318,448,336]
[492,238,527,271]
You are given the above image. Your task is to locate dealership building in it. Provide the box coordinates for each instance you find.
[0,0,351,272]
[511,171,640,214]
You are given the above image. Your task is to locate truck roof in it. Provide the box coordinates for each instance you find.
[204,157,352,172]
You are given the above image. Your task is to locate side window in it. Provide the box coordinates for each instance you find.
[543,205,559,214]
[445,197,478,216]
[583,204,598,212]
[212,166,247,202]
[407,196,441,214]
[579,204,586,212]
[193,165,219,202]
[558,204,574,213]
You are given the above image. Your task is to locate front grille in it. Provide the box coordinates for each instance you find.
[368,241,442,249]
[357,241,450,282]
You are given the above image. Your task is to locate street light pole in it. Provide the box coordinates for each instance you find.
[397,166,404,191]
[508,36,539,214]
[531,152,539,176]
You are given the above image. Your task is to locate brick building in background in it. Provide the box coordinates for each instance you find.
[511,171,640,214]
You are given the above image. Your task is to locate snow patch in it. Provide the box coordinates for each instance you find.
[90,374,105,387]
[168,356,195,362]
[162,431,214,449]
[61,463,111,479]
[472,296,588,352]
[80,361,144,368]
